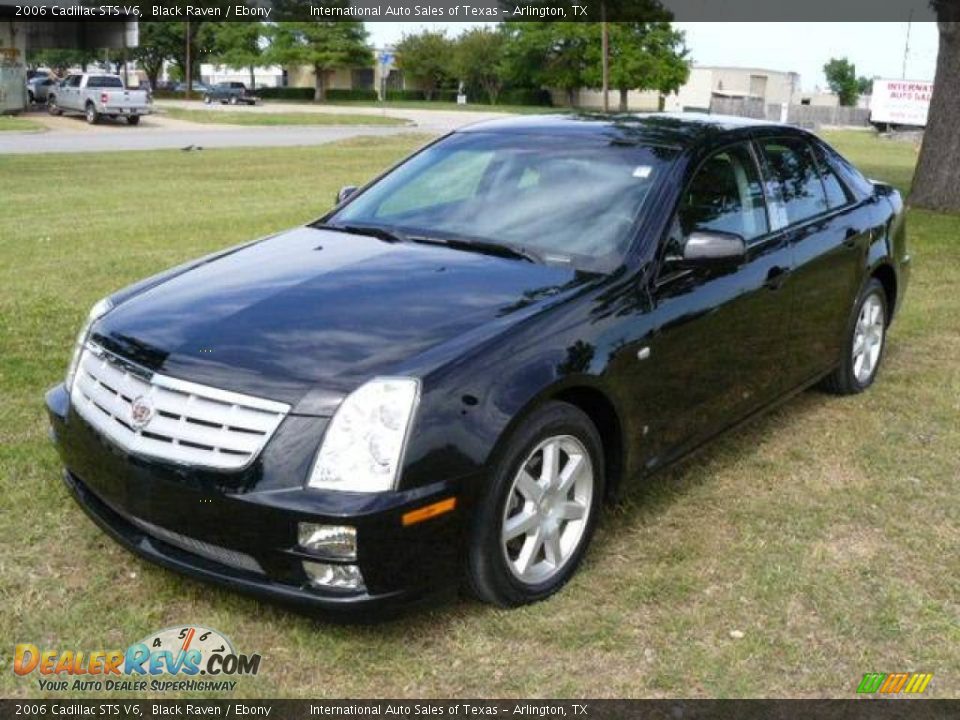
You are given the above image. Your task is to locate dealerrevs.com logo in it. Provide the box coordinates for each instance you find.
[14,626,262,693]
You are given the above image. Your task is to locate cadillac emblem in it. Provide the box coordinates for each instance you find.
[130,396,154,429]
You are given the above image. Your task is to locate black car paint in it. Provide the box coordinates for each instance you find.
[47,114,909,610]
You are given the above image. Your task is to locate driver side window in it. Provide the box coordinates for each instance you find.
[678,144,769,241]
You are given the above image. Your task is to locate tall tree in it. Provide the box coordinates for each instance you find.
[823,57,867,107]
[131,21,183,90]
[210,22,264,89]
[395,30,455,101]
[501,23,594,107]
[453,27,506,104]
[267,22,371,102]
[912,2,960,212]
[26,48,98,75]
[586,22,689,112]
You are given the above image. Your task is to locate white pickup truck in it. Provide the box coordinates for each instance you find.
[47,73,152,125]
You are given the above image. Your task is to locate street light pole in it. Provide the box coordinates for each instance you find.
[185,21,192,99]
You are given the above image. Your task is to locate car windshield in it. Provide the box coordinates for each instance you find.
[328,131,677,272]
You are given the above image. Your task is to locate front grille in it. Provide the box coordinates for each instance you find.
[128,515,264,575]
[71,341,290,471]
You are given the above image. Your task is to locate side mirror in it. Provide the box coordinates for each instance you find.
[336,185,359,204]
[681,230,746,267]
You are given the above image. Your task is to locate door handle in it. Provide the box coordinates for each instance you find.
[765,265,789,290]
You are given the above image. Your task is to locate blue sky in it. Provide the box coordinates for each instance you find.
[366,22,940,90]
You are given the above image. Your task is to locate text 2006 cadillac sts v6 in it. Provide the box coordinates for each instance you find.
[47,114,909,610]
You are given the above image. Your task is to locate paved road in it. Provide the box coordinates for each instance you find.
[0,102,511,155]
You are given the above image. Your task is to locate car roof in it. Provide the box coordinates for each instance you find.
[457,112,802,149]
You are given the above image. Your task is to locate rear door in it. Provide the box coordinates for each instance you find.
[638,141,794,466]
[755,136,866,387]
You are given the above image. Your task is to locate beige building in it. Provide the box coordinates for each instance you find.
[557,65,802,113]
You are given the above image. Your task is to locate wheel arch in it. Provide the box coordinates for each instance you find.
[869,262,897,325]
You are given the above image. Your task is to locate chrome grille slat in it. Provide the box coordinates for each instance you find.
[71,342,289,470]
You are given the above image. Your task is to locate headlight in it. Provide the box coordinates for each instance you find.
[307,377,420,493]
[65,297,113,392]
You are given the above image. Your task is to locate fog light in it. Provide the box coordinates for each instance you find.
[303,561,365,591]
[298,523,356,560]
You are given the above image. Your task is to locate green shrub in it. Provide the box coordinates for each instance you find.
[256,87,315,101]
[326,88,379,102]
[385,89,426,102]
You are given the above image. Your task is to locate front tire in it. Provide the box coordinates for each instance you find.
[203,95,211,105]
[229,96,238,105]
[466,401,604,607]
[47,96,61,116]
[821,278,888,395]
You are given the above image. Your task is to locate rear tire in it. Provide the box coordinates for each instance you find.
[466,401,605,607]
[127,115,141,125]
[821,278,888,395]
[85,103,99,125]
[229,96,238,106]
[203,95,211,105]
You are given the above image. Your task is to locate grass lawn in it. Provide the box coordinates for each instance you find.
[0,115,44,132]
[162,107,410,126]
[320,100,569,115]
[1,131,957,698]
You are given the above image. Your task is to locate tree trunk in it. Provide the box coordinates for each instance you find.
[249,65,255,91]
[912,19,960,212]
[619,88,628,113]
[314,65,326,102]
[567,88,576,107]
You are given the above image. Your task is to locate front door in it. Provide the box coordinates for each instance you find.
[636,142,794,468]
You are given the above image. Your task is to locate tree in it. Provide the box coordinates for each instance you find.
[823,57,868,107]
[395,30,455,101]
[267,22,371,102]
[911,2,960,212]
[586,22,689,111]
[26,48,98,75]
[210,22,264,89]
[132,21,183,90]
[501,23,594,107]
[453,27,507,104]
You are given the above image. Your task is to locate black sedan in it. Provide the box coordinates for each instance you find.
[46,114,909,611]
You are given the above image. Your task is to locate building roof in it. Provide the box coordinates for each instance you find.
[459,112,789,148]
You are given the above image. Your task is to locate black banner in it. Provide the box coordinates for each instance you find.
[1,700,959,720]
[0,0,938,22]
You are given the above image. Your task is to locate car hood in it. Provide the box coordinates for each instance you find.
[93,227,586,411]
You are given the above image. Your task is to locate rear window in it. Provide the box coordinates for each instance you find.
[87,76,123,89]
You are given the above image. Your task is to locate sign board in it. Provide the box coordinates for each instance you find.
[870,78,934,126]
[378,52,393,66]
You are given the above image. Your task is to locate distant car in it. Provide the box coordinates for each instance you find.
[47,114,910,611]
[26,76,57,105]
[47,73,152,125]
[173,81,212,94]
[204,81,259,106]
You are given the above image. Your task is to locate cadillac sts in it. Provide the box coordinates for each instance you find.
[46,114,909,610]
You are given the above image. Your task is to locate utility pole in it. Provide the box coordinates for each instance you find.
[185,21,192,99]
[902,10,913,79]
[601,3,609,113]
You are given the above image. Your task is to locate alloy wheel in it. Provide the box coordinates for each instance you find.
[853,293,885,384]
[501,435,594,584]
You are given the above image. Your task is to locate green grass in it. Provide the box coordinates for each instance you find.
[0,115,44,132]
[320,100,568,115]
[162,107,410,126]
[1,131,958,699]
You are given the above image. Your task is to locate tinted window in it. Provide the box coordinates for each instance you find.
[761,139,828,225]
[818,142,874,200]
[66,76,81,88]
[678,144,769,240]
[332,132,677,272]
[87,76,123,88]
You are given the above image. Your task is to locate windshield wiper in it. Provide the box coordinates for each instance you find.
[314,222,407,244]
[408,235,542,264]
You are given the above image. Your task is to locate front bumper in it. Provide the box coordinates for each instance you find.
[46,383,466,612]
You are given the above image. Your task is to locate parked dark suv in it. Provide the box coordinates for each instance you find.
[203,81,259,106]
[47,114,909,612]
